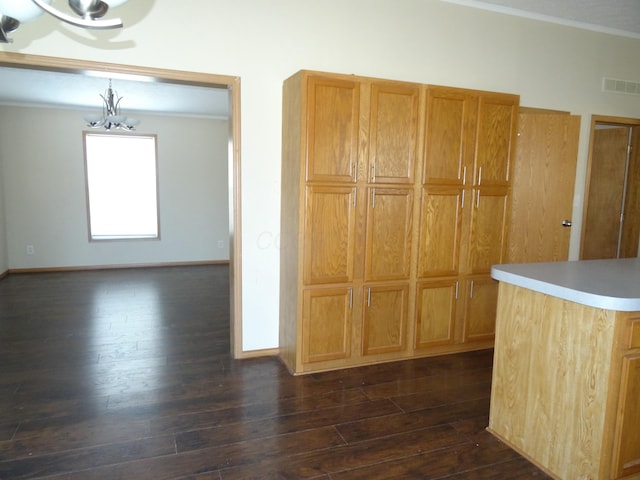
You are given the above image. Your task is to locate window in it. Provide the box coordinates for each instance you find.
[84,133,159,240]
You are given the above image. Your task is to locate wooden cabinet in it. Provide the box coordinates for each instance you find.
[462,277,499,341]
[303,186,357,285]
[417,186,463,278]
[612,319,640,479]
[368,82,419,184]
[302,287,353,363]
[305,76,359,183]
[280,70,518,374]
[415,280,457,348]
[468,187,510,275]
[613,353,640,479]
[474,94,517,186]
[364,188,413,281]
[420,85,518,348]
[362,283,409,355]
[489,285,640,480]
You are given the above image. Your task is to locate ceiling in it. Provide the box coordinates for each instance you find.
[0,66,230,119]
[0,0,637,118]
[450,0,640,37]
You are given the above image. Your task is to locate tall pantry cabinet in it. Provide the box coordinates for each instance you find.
[280,70,518,374]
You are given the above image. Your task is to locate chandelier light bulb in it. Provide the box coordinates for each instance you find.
[102,0,129,7]
[0,0,52,22]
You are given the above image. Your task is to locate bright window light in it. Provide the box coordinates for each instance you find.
[84,133,159,240]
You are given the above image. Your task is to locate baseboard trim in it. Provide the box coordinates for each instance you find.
[236,348,280,359]
[7,260,230,275]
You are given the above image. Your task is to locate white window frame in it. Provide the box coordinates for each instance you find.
[83,132,160,241]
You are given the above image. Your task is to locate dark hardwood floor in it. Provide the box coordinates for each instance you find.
[0,265,551,479]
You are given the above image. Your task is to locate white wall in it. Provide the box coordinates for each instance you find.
[1,0,639,351]
[0,106,229,269]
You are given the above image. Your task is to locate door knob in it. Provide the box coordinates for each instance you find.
[562,220,572,227]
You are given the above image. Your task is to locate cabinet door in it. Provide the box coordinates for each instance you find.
[364,188,413,281]
[362,284,408,355]
[612,353,640,479]
[468,187,509,275]
[304,186,357,285]
[417,186,463,278]
[474,94,518,186]
[306,76,359,183]
[423,87,474,186]
[368,82,420,184]
[415,280,457,348]
[463,276,498,342]
[302,287,353,363]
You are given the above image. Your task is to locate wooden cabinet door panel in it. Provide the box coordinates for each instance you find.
[363,284,408,355]
[369,82,420,184]
[418,186,463,278]
[474,95,518,186]
[463,277,498,342]
[306,76,359,183]
[423,87,472,185]
[613,353,640,479]
[302,287,352,363]
[304,186,357,285]
[415,280,457,348]
[468,188,509,274]
[364,188,413,281]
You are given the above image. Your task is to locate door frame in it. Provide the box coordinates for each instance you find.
[581,115,640,259]
[0,51,244,358]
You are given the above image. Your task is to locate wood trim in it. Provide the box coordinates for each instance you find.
[8,260,229,274]
[228,75,245,360]
[0,52,245,359]
[0,52,237,88]
[238,348,280,359]
[518,106,571,115]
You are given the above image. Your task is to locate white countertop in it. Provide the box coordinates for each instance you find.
[491,258,640,311]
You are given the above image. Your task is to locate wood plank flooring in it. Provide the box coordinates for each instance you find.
[0,265,551,479]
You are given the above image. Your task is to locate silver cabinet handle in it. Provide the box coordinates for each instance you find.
[562,220,572,227]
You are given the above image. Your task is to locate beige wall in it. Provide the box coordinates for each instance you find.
[0,106,229,269]
[1,0,639,351]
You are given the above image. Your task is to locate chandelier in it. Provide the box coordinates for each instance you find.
[0,0,129,43]
[84,79,139,131]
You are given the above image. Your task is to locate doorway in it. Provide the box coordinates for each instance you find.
[581,115,640,259]
[0,52,243,357]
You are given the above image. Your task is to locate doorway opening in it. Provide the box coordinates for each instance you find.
[0,52,243,358]
[581,115,640,260]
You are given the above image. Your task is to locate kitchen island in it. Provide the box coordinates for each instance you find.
[488,258,640,480]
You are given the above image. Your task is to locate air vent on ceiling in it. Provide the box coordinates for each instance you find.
[602,77,640,95]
